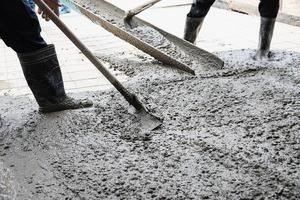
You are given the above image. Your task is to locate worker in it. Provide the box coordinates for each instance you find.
[184,0,280,60]
[0,0,93,113]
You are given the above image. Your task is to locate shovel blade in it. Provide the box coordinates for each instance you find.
[136,108,162,132]
[123,17,138,29]
[123,18,132,29]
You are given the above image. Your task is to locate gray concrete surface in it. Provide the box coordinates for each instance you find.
[0,1,299,199]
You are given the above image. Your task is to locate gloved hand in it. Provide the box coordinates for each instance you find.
[37,0,61,21]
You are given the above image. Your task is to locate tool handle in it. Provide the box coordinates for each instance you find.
[126,0,161,18]
[34,0,143,110]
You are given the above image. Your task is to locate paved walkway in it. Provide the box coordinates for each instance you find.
[1,2,300,96]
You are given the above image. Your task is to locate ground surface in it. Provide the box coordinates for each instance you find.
[2,0,300,96]
[0,48,300,199]
[1,1,300,200]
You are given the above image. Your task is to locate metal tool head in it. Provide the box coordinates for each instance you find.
[128,94,162,132]
[123,0,162,29]
[136,108,162,131]
[123,14,138,29]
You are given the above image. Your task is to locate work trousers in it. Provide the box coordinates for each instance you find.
[188,0,280,18]
[0,0,47,53]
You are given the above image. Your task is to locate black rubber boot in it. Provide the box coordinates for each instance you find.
[254,17,276,60]
[18,44,93,113]
[183,16,205,44]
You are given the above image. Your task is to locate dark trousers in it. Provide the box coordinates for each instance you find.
[188,0,280,18]
[0,0,47,53]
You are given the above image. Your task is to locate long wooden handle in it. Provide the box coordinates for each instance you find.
[34,0,143,110]
[126,0,161,18]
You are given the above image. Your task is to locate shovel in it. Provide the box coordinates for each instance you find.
[35,0,162,131]
[124,0,162,28]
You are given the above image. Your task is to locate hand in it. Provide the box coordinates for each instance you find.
[37,0,61,21]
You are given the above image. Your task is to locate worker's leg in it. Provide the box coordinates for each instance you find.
[184,0,216,44]
[0,0,92,112]
[254,0,280,60]
[0,0,47,53]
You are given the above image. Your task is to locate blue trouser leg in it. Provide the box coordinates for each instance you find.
[0,0,47,53]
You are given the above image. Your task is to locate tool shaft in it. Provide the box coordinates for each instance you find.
[126,0,161,18]
[34,0,143,110]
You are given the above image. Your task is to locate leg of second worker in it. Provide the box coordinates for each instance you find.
[254,0,280,60]
[184,0,216,44]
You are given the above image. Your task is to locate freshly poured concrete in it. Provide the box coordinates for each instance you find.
[1,1,300,199]
[0,48,299,199]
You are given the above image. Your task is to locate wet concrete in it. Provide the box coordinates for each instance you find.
[0,48,299,199]
[129,26,194,69]
[0,162,16,200]
[72,0,224,73]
